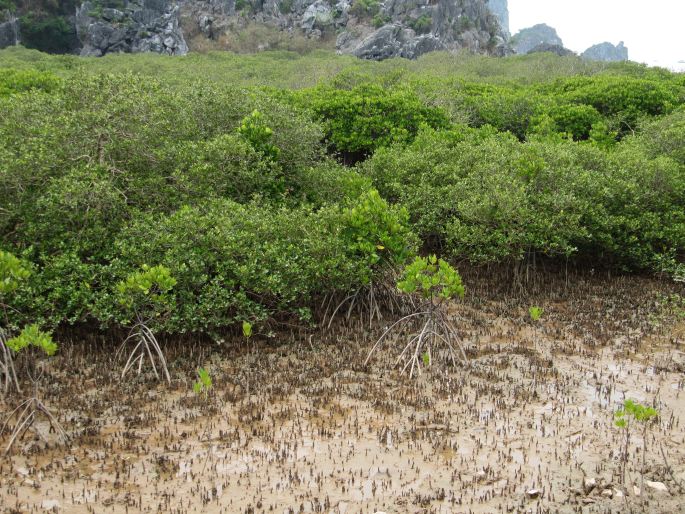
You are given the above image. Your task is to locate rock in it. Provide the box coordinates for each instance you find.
[349,24,404,60]
[4,0,510,59]
[347,23,448,60]
[15,466,30,477]
[486,0,509,35]
[583,477,597,494]
[41,499,60,510]
[614,488,624,497]
[0,14,20,48]
[76,0,188,57]
[301,0,333,32]
[601,488,613,498]
[511,23,562,55]
[645,480,669,494]
[526,488,541,499]
[101,8,125,22]
[582,41,629,62]
[633,485,641,496]
[189,0,509,60]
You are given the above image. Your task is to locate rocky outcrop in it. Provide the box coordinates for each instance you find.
[76,0,187,57]
[337,0,509,59]
[527,43,574,57]
[183,0,509,60]
[486,0,508,35]
[582,41,628,62]
[5,0,509,60]
[343,23,445,60]
[511,23,562,55]
[0,13,20,48]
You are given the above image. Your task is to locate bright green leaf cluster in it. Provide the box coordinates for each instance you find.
[614,399,658,428]
[237,110,281,162]
[242,320,253,338]
[192,367,213,395]
[529,306,543,321]
[5,323,57,356]
[343,189,416,272]
[116,265,176,311]
[397,255,465,301]
[0,250,30,296]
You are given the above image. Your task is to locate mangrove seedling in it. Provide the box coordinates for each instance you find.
[1,324,68,454]
[242,320,253,339]
[0,250,31,394]
[193,367,213,398]
[116,265,176,383]
[365,255,466,378]
[529,305,543,322]
[614,399,659,497]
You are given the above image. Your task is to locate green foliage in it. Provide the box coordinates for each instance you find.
[19,14,79,54]
[409,14,432,34]
[278,0,294,14]
[528,306,543,321]
[588,121,617,150]
[636,107,685,164]
[242,320,252,338]
[397,255,465,301]
[192,367,213,395]
[0,0,17,12]
[342,189,416,273]
[116,265,176,315]
[293,84,450,157]
[555,76,680,135]
[109,199,372,332]
[372,13,390,28]
[237,110,281,162]
[0,49,683,337]
[614,399,658,428]
[350,0,379,17]
[0,68,61,97]
[364,125,685,271]
[0,250,30,296]
[544,103,602,140]
[5,324,57,356]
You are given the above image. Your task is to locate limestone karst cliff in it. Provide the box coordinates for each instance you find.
[486,0,507,35]
[582,41,628,62]
[1,0,510,59]
[510,23,562,55]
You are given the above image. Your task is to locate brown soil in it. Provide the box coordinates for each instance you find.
[2,271,685,513]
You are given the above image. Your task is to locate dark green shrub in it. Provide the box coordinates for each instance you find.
[105,200,376,332]
[635,107,685,164]
[364,125,685,270]
[293,84,450,159]
[539,103,603,140]
[350,0,380,17]
[19,14,79,54]
[558,76,680,134]
[409,14,432,34]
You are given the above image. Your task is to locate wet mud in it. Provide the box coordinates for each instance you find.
[2,271,685,513]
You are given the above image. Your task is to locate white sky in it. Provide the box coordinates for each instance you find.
[509,0,685,69]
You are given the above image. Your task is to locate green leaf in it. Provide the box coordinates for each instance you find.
[242,321,253,338]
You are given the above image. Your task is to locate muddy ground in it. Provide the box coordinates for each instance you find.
[1,270,685,513]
